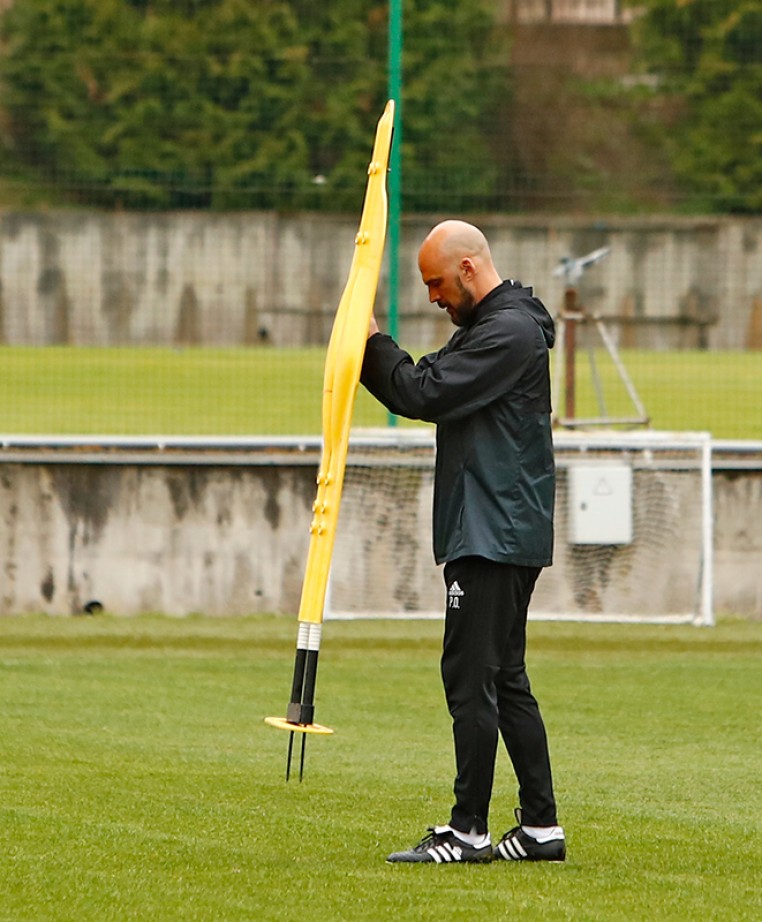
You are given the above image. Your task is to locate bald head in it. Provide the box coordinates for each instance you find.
[421,220,491,262]
[418,221,503,327]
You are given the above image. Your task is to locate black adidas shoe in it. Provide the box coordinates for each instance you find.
[387,827,493,864]
[493,813,566,863]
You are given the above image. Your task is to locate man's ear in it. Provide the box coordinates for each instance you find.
[460,257,476,280]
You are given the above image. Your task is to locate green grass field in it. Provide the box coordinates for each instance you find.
[0,345,759,439]
[1,614,760,921]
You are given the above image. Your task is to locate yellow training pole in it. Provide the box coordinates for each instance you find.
[266,101,395,779]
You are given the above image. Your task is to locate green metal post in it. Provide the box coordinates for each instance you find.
[387,0,402,426]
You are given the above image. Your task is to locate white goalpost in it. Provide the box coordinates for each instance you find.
[325,428,714,626]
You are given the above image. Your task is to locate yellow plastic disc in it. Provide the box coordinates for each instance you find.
[264,716,334,735]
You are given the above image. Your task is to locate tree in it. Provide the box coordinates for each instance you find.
[400,0,505,211]
[629,0,762,212]
[0,0,505,211]
[0,0,313,207]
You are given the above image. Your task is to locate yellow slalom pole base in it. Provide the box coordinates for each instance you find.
[264,717,334,736]
[265,716,334,782]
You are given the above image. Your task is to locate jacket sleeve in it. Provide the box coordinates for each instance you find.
[360,312,538,423]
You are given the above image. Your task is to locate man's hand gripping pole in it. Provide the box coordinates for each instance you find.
[265,100,395,780]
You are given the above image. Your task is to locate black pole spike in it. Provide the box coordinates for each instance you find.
[286,731,295,782]
[283,642,320,780]
[299,734,307,782]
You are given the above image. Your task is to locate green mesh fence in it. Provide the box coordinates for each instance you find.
[0,1,759,439]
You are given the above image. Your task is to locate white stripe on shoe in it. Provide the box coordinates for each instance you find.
[497,836,528,860]
[430,842,463,863]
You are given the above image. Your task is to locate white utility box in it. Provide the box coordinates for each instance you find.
[568,463,633,545]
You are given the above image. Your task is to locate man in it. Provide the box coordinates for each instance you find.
[361,220,564,865]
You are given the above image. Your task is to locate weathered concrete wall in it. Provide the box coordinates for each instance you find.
[0,461,314,616]
[712,471,762,617]
[1,211,761,350]
[0,457,759,619]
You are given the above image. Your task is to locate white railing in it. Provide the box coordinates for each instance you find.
[507,0,638,24]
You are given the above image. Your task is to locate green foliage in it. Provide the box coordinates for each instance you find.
[0,0,503,211]
[0,0,310,207]
[395,0,505,211]
[630,0,762,212]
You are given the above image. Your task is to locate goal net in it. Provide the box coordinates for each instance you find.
[325,429,713,626]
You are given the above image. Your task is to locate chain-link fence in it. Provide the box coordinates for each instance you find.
[0,1,759,439]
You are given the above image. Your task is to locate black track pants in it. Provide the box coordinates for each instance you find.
[441,556,558,835]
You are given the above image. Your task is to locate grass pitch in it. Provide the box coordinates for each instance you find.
[1,614,760,921]
[0,345,759,439]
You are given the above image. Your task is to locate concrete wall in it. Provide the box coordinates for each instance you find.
[0,454,759,620]
[2,211,762,351]
[0,460,313,617]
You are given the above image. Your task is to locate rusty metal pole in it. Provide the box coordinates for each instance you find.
[564,287,577,423]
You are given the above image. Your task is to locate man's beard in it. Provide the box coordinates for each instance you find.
[446,278,477,327]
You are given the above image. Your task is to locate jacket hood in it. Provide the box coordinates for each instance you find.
[480,280,556,348]
[520,289,556,349]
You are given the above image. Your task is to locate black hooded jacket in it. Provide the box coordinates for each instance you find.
[360,280,556,567]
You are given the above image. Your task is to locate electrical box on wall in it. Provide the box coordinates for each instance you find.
[568,463,633,545]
